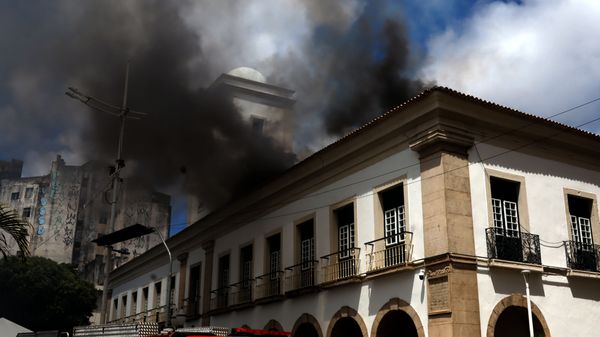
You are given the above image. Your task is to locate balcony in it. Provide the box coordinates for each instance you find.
[255,271,283,300]
[320,247,361,284]
[285,260,318,292]
[229,280,253,307]
[365,232,413,273]
[209,287,229,312]
[183,296,201,320]
[564,240,600,272]
[486,228,541,265]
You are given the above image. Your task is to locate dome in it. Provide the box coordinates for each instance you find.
[227,67,266,83]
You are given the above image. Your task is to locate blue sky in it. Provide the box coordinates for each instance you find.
[1,0,599,237]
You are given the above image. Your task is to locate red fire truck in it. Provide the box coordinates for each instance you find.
[72,324,290,337]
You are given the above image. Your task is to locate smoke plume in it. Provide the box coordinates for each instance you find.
[0,0,425,210]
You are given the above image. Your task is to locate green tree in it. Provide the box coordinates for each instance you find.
[0,203,30,257]
[0,256,97,332]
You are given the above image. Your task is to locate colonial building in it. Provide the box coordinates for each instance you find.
[106,87,600,337]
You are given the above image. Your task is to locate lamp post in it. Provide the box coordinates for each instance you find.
[152,225,173,328]
[92,223,173,328]
[521,269,534,337]
[66,61,146,324]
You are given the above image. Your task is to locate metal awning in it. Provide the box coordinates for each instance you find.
[92,223,154,246]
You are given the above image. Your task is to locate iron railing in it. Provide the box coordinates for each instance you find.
[365,232,412,273]
[285,260,318,291]
[183,295,201,319]
[320,247,361,283]
[229,280,253,306]
[564,240,600,272]
[255,271,283,299]
[108,305,170,324]
[209,287,229,311]
[486,228,541,264]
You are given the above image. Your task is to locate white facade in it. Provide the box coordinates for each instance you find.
[107,88,600,337]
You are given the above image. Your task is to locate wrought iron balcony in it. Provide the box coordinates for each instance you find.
[285,260,318,291]
[135,305,167,323]
[183,295,201,319]
[320,247,361,283]
[255,271,283,299]
[209,287,229,311]
[365,232,413,273]
[229,280,253,306]
[564,240,600,272]
[486,228,541,264]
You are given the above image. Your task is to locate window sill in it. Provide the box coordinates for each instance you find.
[364,263,413,280]
[320,276,363,288]
[487,259,543,272]
[566,269,600,279]
[254,294,285,305]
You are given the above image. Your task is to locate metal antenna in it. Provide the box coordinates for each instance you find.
[66,61,148,324]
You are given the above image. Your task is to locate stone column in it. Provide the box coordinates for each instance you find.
[201,240,215,325]
[410,123,481,337]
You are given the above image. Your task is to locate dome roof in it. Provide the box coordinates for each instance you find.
[227,67,266,83]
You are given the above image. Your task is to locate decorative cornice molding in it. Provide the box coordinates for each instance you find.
[427,265,452,278]
[409,123,474,157]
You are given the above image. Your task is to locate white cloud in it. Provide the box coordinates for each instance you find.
[420,0,600,133]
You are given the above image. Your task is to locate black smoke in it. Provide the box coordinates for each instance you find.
[0,1,426,211]
[12,1,296,209]
[269,1,426,139]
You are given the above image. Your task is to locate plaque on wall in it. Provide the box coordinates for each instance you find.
[427,266,451,315]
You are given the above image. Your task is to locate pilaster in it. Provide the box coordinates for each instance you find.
[410,123,481,337]
[200,240,215,325]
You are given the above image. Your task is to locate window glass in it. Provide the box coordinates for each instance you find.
[379,184,405,246]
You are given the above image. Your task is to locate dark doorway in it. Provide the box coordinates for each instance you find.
[294,322,319,337]
[494,306,545,337]
[376,310,418,337]
[331,317,362,337]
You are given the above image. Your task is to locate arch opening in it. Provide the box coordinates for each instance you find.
[376,310,418,337]
[294,322,320,337]
[330,317,363,337]
[494,306,545,337]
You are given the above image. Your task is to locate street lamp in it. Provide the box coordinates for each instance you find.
[521,270,534,337]
[66,61,146,324]
[92,223,173,328]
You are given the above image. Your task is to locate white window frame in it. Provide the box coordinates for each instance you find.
[301,237,314,270]
[571,215,593,250]
[338,222,355,258]
[269,250,280,279]
[384,205,405,246]
[492,198,520,238]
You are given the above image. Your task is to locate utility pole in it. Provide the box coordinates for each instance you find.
[66,62,146,324]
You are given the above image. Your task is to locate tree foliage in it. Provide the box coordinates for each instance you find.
[0,203,31,257]
[0,256,97,332]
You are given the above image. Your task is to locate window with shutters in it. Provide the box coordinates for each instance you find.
[568,195,594,249]
[379,184,406,246]
[335,204,355,258]
[240,245,253,287]
[267,233,281,278]
[490,177,521,237]
[298,219,315,270]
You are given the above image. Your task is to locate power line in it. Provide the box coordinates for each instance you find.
[224,95,600,223]
[228,94,600,216]
[197,96,600,251]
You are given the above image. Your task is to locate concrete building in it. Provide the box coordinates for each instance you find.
[0,155,171,285]
[188,67,295,224]
[105,87,600,337]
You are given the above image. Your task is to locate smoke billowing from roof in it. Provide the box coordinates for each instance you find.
[0,1,425,210]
